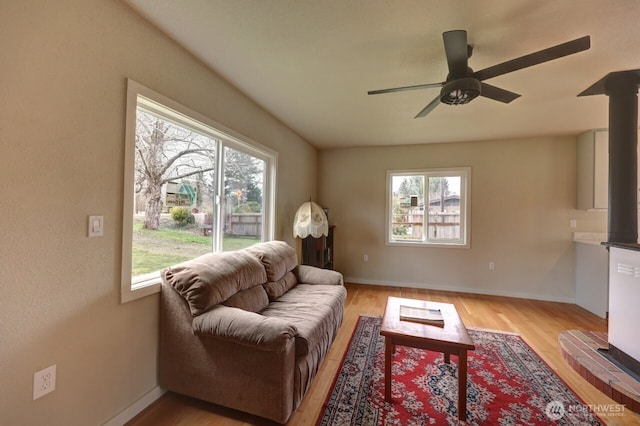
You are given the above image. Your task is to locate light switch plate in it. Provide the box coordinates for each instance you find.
[88,215,104,237]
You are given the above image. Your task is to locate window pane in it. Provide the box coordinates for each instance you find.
[132,109,217,279]
[221,146,265,251]
[123,81,277,301]
[387,168,469,247]
[391,175,424,241]
[427,176,461,240]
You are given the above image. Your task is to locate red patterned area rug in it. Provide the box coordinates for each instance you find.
[317,315,602,425]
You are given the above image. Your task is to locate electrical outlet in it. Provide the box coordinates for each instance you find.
[363,254,369,262]
[569,219,577,229]
[33,364,56,400]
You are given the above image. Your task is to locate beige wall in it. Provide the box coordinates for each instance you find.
[318,137,607,301]
[0,1,316,425]
[0,2,611,424]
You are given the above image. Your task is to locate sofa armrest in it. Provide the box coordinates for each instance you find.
[294,265,344,286]
[192,305,297,352]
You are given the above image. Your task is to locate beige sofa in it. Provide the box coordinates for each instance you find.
[159,240,346,423]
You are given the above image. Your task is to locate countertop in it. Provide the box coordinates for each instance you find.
[574,232,640,251]
[573,232,607,246]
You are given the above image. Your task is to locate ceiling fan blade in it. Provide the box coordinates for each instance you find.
[368,82,444,95]
[443,30,469,78]
[480,83,521,103]
[414,95,442,118]
[473,35,591,81]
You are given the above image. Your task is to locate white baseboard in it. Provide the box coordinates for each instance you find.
[344,276,576,304]
[103,386,165,426]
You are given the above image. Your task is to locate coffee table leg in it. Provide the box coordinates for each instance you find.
[458,349,468,421]
[385,337,392,402]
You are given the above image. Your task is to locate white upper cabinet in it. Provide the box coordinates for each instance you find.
[577,129,640,210]
[577,130,609,210]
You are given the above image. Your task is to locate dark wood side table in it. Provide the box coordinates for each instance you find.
[380,296,475,422]
[301,225,334,269]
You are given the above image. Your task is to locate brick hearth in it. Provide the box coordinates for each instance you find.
[559,329,640,414]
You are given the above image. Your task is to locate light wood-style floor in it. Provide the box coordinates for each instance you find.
[127,283,640,425]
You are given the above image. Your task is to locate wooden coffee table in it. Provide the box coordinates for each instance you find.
[380,296,475,422]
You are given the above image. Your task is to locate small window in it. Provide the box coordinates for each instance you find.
[387,168,470,247]
[122,80,276,302]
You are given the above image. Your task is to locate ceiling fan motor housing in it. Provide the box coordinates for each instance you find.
[440,78,481,105]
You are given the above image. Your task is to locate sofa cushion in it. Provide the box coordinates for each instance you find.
[246,240,297,282]
[192,305,297,352]
[263,271,297,301]
[223,285,269,312]
[260,284,347,357]
[163,251,267,316]
[295,265,344,286]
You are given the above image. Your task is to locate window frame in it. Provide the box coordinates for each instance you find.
[386,167,471,248]
[121,79,277,303]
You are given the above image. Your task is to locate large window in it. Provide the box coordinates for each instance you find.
[122,80,276,302]
[387,168,470,247]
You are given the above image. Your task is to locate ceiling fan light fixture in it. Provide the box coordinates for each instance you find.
[440,78,481,105]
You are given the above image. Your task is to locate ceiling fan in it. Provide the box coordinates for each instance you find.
[368,30,591,118]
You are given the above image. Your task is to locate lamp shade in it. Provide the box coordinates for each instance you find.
[293,201,328,238]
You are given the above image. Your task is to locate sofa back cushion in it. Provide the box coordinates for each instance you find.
[223,285,269,312]
[246,240,298,282]
[263,271,298,301]
[163,251,267,316]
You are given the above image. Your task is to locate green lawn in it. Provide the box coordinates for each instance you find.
[132,247,191,276]
[132,219,260,275]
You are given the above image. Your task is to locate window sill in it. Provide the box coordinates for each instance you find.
[387,240,470,249]
[121,274,161,303]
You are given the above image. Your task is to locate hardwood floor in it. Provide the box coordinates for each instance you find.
[126,283,640,425]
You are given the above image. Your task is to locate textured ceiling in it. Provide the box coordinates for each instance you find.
[123,0,640,149]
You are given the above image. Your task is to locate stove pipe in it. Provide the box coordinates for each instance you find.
[580,70,640,243]
[606,75,638,243]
